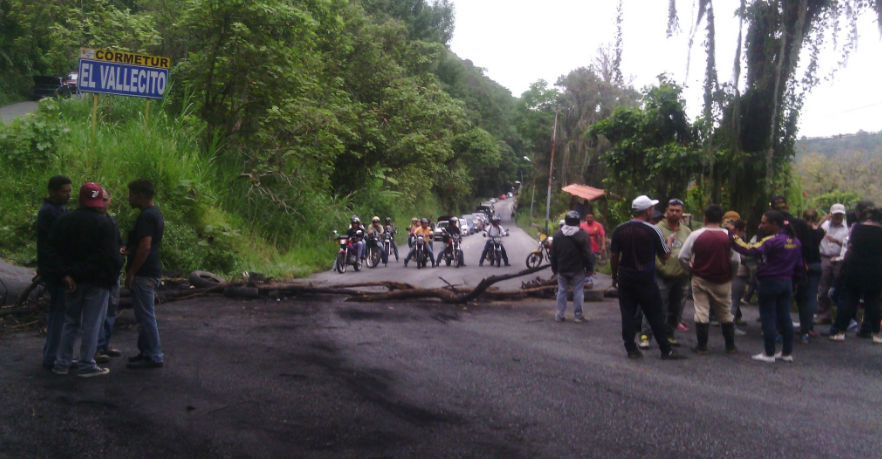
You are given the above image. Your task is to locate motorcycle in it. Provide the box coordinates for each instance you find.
[482,229,509,267]
[526,233,552,268]
[439,233,463,268]
[365,231,384,268]
[332,230,362,273]
[382,229,397,262]
[412,234,430,269]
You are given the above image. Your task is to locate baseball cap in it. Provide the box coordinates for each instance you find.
[723,211,741,222]
[769,195,787,209]
[830,203,846,215]
[78,182,104,207]
[632,195,658,211]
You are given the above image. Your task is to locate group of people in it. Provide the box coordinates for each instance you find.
[578,192,882,362]
[341,215,513,269]
[38,175,165,377]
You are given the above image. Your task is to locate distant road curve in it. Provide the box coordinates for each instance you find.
[0,101,38,123]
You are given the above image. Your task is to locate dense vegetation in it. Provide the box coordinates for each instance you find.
[0,0,534,276]
[797,130,882,210]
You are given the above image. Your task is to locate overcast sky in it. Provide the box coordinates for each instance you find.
[448,0,882,138]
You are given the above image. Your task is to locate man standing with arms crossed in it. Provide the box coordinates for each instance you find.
[125,179,165,369]
[37,175,71,370]
[639,198,691,350]
[610,195,686,360]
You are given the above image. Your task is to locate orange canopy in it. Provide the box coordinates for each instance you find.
[560,184,623,202]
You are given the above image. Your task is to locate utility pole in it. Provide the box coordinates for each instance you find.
[544,110,559,236]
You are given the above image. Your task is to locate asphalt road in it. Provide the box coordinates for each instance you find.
[0,101,37,123]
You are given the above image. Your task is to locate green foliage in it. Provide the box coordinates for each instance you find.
[812,191,863,214]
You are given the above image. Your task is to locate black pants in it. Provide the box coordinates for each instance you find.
[833,282,882,335]
[618,277,672,354]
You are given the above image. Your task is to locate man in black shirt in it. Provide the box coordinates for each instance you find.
[610,195,686,360]
[125,179,165,369]
[37,175,71,370]
[49,182,122,377]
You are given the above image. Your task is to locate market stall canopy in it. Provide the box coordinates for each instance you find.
[561,184,624,202]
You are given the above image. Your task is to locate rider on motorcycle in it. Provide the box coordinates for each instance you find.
[367,216,388,265]
[384,217,399,261]
[479,216,511,267]
[408,217,419,248]
[436,217,466,266]
[404,218,435,268]
[346,216,366,260]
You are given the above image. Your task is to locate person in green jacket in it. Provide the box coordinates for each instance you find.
[639,198,692,349]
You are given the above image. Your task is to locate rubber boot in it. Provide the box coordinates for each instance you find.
[722,322,738,354]
[692,323,709,354]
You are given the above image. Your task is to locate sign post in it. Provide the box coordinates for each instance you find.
[78,48,170,100]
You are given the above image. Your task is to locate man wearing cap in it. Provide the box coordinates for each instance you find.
[815,204,849,324]
[551,211,595,323]
[639,198,692,349]
[48,182,123,378]
[610,195,687,360]
[769,195,819,340]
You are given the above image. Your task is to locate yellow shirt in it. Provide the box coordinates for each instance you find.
[414,226,433,241]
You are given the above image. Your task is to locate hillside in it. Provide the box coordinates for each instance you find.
[796,130,882,159]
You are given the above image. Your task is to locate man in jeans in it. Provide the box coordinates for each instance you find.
[639,198,691,349]
[678,204,741,354]
[94,188,125,364]
[610,195,686,360]
[125,179,165,369]
[815,204,848,324]
[551,211,595,322]
[49,182,122,377]
[37,175,71,370]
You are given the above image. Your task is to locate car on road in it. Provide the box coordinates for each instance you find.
[30,75,75,100]
[459,218,471,235]
[490,198,496,203]
[62,72,79,94]
[498,194,507,200]
[462,217,477,235]
[433,220,449,241]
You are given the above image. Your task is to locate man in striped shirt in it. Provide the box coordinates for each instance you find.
[610,195,687,360]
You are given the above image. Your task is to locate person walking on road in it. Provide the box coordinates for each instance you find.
[125,179,165,369]
[639,198,691,350]
[731,211,802,363]
[815,204,848,325]
[610,195,686,360]
[551,211,595,323]
[49,182,122,377]
[678,204,740,354]
[37,175,71,370]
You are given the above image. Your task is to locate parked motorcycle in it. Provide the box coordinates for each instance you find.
[332,230,362,273]
[439,233,463,268]
[526,233,552,268]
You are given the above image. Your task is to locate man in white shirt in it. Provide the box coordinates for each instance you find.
[815,203,849,324]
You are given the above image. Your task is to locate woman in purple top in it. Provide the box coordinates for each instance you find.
[731,211,803,363]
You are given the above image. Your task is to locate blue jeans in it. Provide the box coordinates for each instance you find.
[479,240,509,264]
[795,262,822,334]
[556,271,586,320]
[97,279,120,352]
[132,276,163,363]
[405,244,434,264]
[757,278,795,357]
[54,283,110,372]
[436,243,465,265]
[42,280,67,369]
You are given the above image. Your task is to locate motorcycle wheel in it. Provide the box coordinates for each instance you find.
[454,253,460,268]
[495,252,502,267]
[417,253,423,270]
[366,247,380,269]
[526,252,543,269]
[335,253,347,273]
[354,258,362,272]
[445,258,451,266]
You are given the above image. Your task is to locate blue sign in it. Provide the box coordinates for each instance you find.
[77,59,168,100]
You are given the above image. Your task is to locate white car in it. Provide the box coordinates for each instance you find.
[490,198,496,203]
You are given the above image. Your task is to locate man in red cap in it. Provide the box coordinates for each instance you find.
[47,182,123,378]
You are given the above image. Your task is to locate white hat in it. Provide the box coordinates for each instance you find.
[632,195,659,211]
[830,203,846,215]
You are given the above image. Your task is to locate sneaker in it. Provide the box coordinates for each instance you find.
[800,334,810,344]
[51,367,69,375]
[127,360,164,370]
[847,320,859,332]
[94,353,110,364]
[692,346,708,355]
[734,328,747,336]
[829,333,845,342]
[661,350,688,360]
[873,334,882,345]
[573,317,588,323]
[104,348,122,357]
[677,322,689,332]
[638,335,650,349]
[504,263,511,267]
[667,337,681,348]
[78,367,110,378]
[128,354,147,363]
[752,353,776,363]
[555,316,566,323]
[774,352,794,362]
[627,349,643,359]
